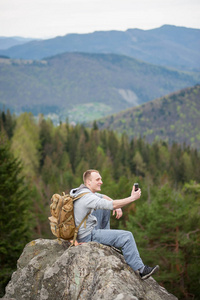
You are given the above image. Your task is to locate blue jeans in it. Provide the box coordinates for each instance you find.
[92,208,110,230]
[78,209,144,271]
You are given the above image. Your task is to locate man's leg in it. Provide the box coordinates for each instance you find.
[92,209,110,230]
[77,210,110,243]
[91,228,144,271]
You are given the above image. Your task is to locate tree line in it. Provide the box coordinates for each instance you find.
[0,110,200,299]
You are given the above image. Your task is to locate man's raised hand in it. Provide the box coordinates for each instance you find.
[131,185,141,201]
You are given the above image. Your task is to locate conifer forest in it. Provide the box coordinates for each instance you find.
[0,110,200,299]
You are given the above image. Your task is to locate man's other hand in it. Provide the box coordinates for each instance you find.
[113,208,123,219]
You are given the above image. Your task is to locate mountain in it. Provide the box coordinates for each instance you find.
[0,25,199,71]
[0,53,199,124]
[95,85,200,149]
[0,37,36,50]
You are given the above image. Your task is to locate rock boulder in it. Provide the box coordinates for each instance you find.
[2,239,178,300]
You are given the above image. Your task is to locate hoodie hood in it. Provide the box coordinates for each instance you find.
[70,184,91,198]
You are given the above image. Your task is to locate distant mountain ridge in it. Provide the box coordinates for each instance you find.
[0,25,199,71]
[0,52,199,124]
[0,37,36,50]
[95,85,200,149]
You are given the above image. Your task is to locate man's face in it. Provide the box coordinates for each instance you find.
[87,172,103,193]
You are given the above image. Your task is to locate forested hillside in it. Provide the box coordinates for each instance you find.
[95,84,200,150]
[0,25,199,71]
[0,110,200,299]
[0,53,199,124]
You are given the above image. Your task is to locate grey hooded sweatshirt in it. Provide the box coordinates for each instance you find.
[70,184,113,239]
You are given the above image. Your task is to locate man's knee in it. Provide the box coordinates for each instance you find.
[122,230,134,241]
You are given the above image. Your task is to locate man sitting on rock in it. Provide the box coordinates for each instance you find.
[70,169,159,280]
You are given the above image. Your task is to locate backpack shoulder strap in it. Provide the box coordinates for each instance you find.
[70,192,91,246]
[71,210,91,246]
[72,192,89,201]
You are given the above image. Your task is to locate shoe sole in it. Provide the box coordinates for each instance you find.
[141,265,160,280]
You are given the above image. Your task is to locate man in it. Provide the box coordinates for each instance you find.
[70,169,159,280]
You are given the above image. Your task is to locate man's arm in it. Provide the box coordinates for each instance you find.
[112,186,141,209]
[103,195,123,219]
[103,195,113,201]
[102,185,141,213]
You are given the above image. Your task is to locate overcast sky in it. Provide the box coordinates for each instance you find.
[0,0,200,38]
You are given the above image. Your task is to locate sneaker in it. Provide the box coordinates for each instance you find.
[140,265,159,280]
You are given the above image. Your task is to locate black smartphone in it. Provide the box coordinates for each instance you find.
[134,183,139,191]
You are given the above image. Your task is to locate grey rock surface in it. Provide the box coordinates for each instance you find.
[2,239,178,300]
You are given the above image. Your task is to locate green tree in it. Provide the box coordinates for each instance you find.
[125,183,200,299]
[0,135,32,296]
[180,182,200,299]
[132,151,146,176]
[11,112,40,180]
[38,116,54,167]
[0,109,16,139]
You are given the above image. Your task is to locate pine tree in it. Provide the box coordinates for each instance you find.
[38,116,54,167]
[0,109,16,139]
[11,112,40,180]
[125,183,200,299]
[0,135,32,296]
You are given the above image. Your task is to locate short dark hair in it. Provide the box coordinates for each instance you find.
[83,169,99,184]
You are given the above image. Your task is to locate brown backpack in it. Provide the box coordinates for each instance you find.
[48,192,90,245]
